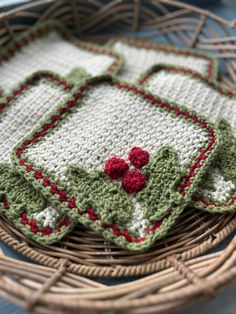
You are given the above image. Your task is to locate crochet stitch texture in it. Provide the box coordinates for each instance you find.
[139,65,236,213]
[109,38,218,83]
[0,20,123,95]
[0,72,80,243]
[12,75,221,250]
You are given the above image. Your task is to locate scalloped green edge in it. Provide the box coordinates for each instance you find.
[106,37,218,80]
[138,63,236,213]
[68,146,183,225]
[11,74,222,250]
[0,19,124,96]
[0,71,83,243]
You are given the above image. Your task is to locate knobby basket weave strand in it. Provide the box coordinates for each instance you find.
[0,0,236,313]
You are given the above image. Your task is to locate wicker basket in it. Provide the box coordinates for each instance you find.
[1,0,236,313]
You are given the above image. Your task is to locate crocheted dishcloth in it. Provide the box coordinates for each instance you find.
[138,65,236,213]
[0,20,123,96]
[12,75,221,250]
[108,38,218,83]
[0,72,79,243]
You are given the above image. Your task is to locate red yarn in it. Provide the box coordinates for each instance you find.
[122,171,146,194]
[105,157,129,179]
[128,147,150,168]
[41,227,53,236]
[29,219,38,233]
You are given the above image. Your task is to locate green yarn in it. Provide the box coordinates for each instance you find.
[68,147,182,226]
[66,68,91,85]
[199,172,215,191]
[0,163,77,244]
[138,63,236,213]
[68,165,133,225]
[214,119,236,184]
[10,75,221,250]
[0,163,45,210]
[0,19,124,96]
[196,119,236,204]
[0,71,82,244]
[138,147,183,221]
[107,37,219,80]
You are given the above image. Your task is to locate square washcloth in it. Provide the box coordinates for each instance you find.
[0,72,80,242]
[0,20,123,96]
[138,65,236,213]
[108,38,218,83]
[12,75,221,250]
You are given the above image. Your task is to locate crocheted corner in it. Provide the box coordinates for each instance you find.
[0,19,124,95]
[0,165,77,243]
[12,75,221,250]
[138,64,236,213]
[0,71,80,243]
[108,37,218,82]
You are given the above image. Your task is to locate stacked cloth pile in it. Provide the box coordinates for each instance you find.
[0,20,235,251]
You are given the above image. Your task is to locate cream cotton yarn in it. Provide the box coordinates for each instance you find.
[0,20,123,95]
[12,75,221,250]
[139,65,236,213]
[109,38,218,83]
[0,72,80,243]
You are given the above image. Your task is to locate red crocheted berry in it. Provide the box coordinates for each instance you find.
[122,171,146,194]
[128,147,150,168]
[105,157,129,179]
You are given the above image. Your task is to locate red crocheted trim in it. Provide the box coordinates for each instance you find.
[0,197,70,236]
[139,66,233,98]
[13,78,218,241]
[122,39,215,78]
[0,73,73,115]
[20,211,70,236]
[82,208,163,243]
[0,196,162,243]
[139,65,236,207]
[0,73,74,237]
[0,23,121,74]
[193,196,236,207]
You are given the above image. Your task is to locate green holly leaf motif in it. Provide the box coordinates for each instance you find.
[196,119,236,201]
[214,119,236,184]
[137,146,183,221]
[67,165,133,225]
[0,164,78,244]
[199,170,215,192]
[0,164,46,215]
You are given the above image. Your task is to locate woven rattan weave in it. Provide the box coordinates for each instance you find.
[1,0,236,313]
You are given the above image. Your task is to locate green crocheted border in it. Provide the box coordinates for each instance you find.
[0,71,81,243]
[138,64,236,213]
[11,74,221,250]
[106,37,218,80]
[0,19,124,95]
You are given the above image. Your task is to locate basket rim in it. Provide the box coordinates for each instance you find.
[1,213,236,278]
[0,0,236,278]
[1,1,236,313]
[1,233,236,313]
